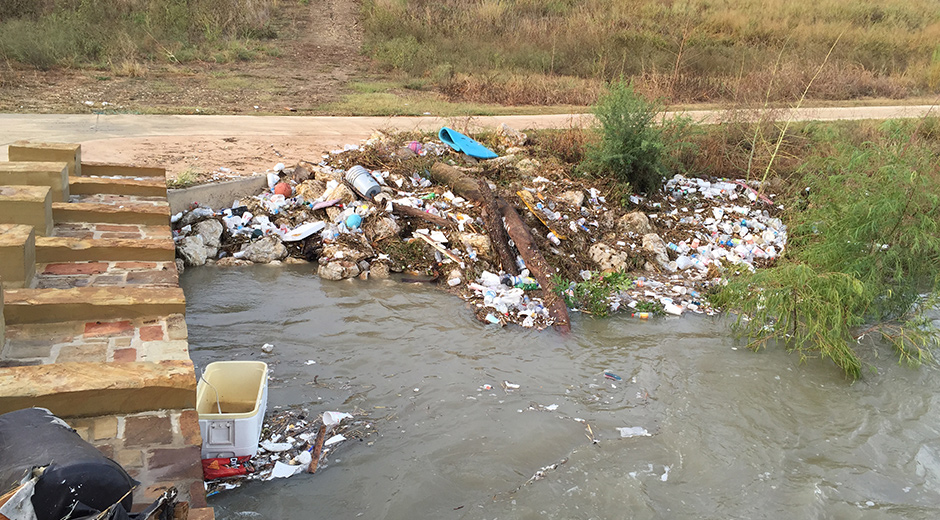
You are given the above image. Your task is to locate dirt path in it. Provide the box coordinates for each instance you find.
[0,0,366,115]
[2,105,936,182]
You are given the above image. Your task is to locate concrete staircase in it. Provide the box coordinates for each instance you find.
[0,141,212,517]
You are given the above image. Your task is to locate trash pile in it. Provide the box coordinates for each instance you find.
[173,124,787,327]
[204,408,372,496]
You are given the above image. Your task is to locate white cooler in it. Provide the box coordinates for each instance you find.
[196,361,268,459]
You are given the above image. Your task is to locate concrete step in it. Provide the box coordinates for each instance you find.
[0,185,53,236]
[52,201,170,226]
[0,360,196,417]
[8,141,81,176]
[69,176,167,198]
[35,237,175,263]
[0,161,70,201]
[0,224,36,289]
[81,161,166,178]
[2,286,186,324]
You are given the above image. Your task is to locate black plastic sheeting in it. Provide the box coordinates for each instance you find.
[0,407,139,520]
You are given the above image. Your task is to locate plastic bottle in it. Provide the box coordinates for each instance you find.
[547,232,561,245]
[632,312,650,319]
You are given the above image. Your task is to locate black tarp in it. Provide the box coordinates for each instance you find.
[0,407,137,520]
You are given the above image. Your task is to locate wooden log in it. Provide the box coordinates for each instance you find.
[429,162,571,332]
[429,163,483,202]
[477,178,518,275]
[497,198,571,333]
[391,202,457,229]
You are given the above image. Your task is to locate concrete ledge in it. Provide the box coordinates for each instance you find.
[35,237,175,263]
[52,202,170,226]
[0,162,70,202]
[1,284,4,348]
[0,360,196,417]
[0,224,36,289]
[9,141,81,176]
[70,176,167,198]
[3,286,186,324]
[82,161,165,178]
[0,185,53,236]
[168,175,267,214]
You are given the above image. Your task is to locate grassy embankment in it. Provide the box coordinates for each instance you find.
[0,0,279,73]
[361,0,940,106]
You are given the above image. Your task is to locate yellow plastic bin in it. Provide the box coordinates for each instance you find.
[196,361,268,459]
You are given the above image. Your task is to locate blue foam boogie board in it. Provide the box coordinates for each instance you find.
[438,127,499,159]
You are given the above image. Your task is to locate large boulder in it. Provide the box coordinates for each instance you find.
[458,233,493,262]
[177,235,207,266]
[295,179,326,201]
[366,217,401,242]
[496,123,528,148]
[194,219,223,258]
[642,233,670,270]
[618,212,653,235]
[320,234,374,264]
[318,260,361,280]
[242,236,288,263]
[589,243,630,272]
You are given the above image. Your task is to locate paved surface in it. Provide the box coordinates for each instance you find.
[1,105,937,147]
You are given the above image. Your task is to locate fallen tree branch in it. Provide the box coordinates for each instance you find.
[429,162,571,332]
[478,178,518,275]
[391,202,457,229]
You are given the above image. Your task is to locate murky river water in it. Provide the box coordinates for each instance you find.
[180,265,940,519]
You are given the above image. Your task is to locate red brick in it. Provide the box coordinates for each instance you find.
[113,348,137,362]
[146,446,204,480]
[84,320,133,337]
[114,262,158,270]
[96,224,139,232]
[124,416,172,447]
[139,325,164,342]
[43,262,109,275]
[179,410,202,446]
[95,444,115,458]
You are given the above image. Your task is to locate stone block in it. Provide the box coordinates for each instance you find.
[69,176,167,197]
[93,415,118,440]
[0,162,70,202]
[52,202,170,227]
[115,448,144,469]
[2,286,186,325]
[81,162,165,178]
[113,348,137,362]
[8,141,81,177]
[139,340,190,361]
[0,185,52,236]
[95,444,114,458]
[84,320,134,337]
[56,342,108,363]
[146,446,203,480]
[125,415,173,447]
[34,237,175,263]
[0,224,36,289]
[0,360,197,417]
[139,325,164,342]
[179,409,202,446]
[166,314,187,340]
[43,262,110,275]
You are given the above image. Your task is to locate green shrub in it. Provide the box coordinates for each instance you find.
[581,81,692,194]
[711,125,940,378]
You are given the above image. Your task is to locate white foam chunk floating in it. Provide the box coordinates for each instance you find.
[617,426,651,438]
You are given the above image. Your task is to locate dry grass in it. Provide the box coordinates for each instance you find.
[362,0,940,104]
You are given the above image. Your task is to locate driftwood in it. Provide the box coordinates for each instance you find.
[391,202,457,229]
[429,162,571,332]
[308,424,327,474]
[496,198,571,333]
[477,178,518,275]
